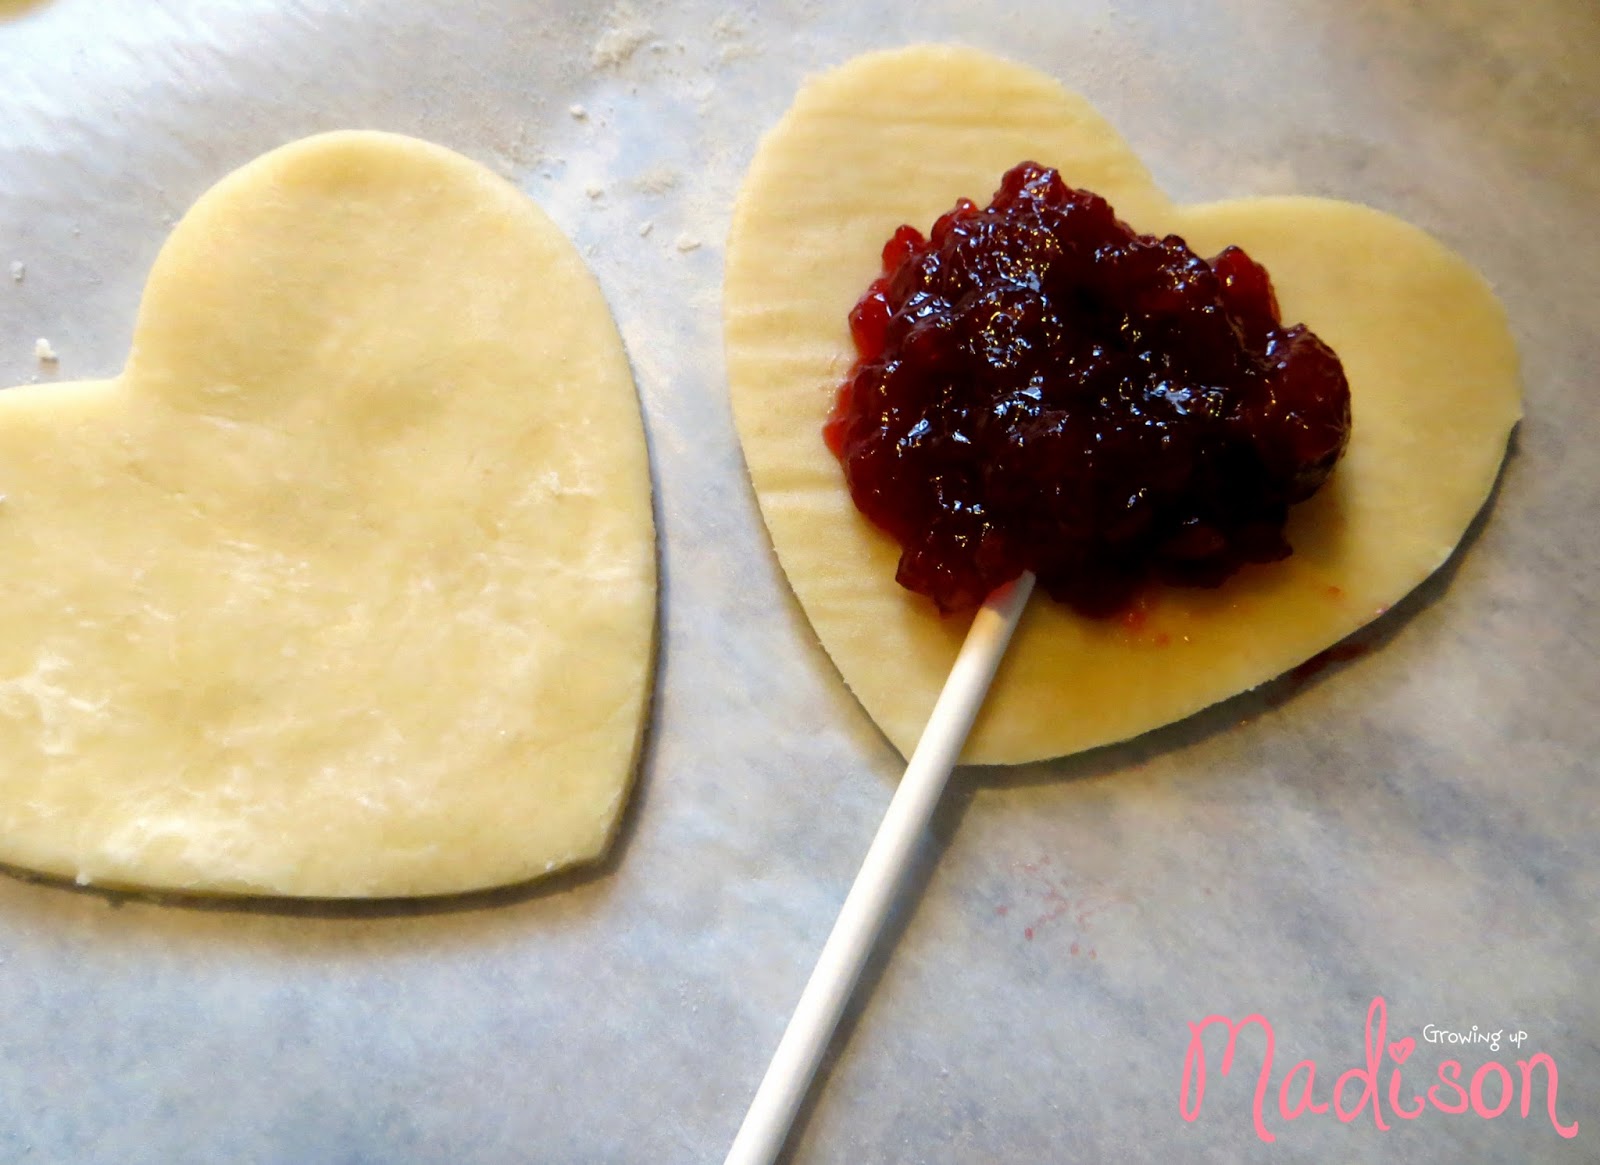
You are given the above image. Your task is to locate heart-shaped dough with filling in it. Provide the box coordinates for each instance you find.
[0,132,655,897]
[725,46,1520,764]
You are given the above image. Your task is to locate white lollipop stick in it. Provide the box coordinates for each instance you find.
[725,571,1036,1165]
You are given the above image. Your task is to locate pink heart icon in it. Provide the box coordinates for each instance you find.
[1389,1038,1415,1064]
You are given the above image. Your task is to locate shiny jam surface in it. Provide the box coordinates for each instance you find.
[825,162,1352,616]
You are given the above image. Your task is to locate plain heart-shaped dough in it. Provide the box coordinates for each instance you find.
[0,132,656,897]
[725,45,1520,764]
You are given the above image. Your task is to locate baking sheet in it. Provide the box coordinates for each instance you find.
[1,1,1596,1161]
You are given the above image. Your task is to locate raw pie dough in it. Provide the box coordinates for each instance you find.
[0,132,656,897]
[725,46,1521,764]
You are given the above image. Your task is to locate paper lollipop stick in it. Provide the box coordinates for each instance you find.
[725,572,1036,1165]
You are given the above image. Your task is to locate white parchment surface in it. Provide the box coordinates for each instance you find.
[0,2,1595,1161]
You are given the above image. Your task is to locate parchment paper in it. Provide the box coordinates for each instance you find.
[0,1,1595,1161]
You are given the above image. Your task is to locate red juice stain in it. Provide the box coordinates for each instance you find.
[1289,640,1370,683]
[1266,639,1372,707]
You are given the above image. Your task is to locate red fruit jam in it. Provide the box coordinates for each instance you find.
[825,162,1351,616]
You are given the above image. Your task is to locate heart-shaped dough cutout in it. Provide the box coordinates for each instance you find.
[0,132,656,897]
[725,46,1520,764]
